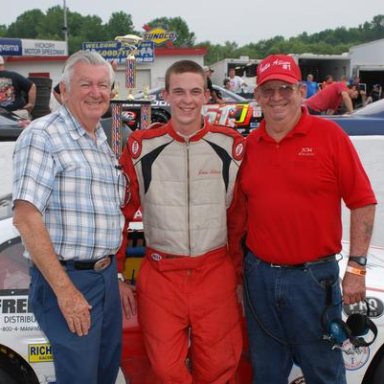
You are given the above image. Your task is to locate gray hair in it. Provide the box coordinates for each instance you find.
[61,50,115,91]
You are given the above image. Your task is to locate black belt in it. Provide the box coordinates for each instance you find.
[263,254,336,269]
[60,255,113,271]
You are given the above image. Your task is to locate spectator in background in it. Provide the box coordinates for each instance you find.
[228,67,247,93]
[321,74,334,89]
[350,75,367,109]
[204,65,223,103]
[0,55,36,120]
[366,84,382,104]
[305,80,358,115]
[304,73,319,98]
[223,77,232,90]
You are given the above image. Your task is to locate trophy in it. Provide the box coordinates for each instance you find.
[115,34,143,100]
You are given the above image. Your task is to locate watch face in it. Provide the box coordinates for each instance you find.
[349,256,367,266]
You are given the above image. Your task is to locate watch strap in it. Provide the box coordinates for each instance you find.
[348,256,367,266]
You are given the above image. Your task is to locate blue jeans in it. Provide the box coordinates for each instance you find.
[29,257,122,384]
[244,251,346,384]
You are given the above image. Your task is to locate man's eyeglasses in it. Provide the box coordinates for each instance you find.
[115,165,131,208]
[258,84,300,99]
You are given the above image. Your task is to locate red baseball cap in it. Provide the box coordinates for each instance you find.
[257,54,301,86]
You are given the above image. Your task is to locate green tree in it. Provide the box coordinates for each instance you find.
[5,9,45,38]
[146,17,195,47]
[2,9,384,59]
[105,12,139,40]
[40,6,67,40]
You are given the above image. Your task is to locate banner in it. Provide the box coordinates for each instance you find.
[82,41,154,64]
[0,38,22,56]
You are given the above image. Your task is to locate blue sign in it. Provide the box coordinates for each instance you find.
[136,41,154,63]
[82,41,154,64]
[0,38,22,56]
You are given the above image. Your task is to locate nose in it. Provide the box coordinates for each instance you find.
[269,88,284,100]
[183,91,194,103]
[89,84,102,97]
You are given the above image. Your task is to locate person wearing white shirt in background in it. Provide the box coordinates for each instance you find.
[228,67,247,93]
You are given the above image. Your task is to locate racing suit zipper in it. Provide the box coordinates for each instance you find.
[186,140,192,255]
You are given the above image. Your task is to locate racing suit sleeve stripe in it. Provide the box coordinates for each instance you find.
[116,143,142,273]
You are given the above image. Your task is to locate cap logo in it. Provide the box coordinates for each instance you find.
[259,59,292,73]
[151,253,162,261]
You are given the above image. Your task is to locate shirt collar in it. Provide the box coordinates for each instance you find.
[59,105,107,144]
[254,106,311,142]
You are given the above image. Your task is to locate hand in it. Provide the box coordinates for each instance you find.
[24,103,35,113]
[57,288,92,336]
[342,271,366,305]
[17,119,31,128]
[119,281,137,319]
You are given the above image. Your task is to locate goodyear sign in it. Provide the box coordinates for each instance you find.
[28,343,53,363]
[82,41,154,63]
[143,27,177,46]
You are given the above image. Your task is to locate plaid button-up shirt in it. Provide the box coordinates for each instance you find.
[13,106,125,261]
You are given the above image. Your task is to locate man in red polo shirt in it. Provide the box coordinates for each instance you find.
[231,54,376,383]
[305,79,358,115]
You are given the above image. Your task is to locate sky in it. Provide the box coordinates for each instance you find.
[1,0,383,47]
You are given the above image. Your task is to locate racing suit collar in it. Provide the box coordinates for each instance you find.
[168,118,209,142]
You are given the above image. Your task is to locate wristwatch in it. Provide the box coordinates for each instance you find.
[348,256,367,267]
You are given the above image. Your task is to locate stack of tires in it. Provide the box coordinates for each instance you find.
[28,77,53,120]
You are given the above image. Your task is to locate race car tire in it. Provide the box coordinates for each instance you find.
[151,109,170,124]
[0,350,39,384]
[372,359,384,384]
[0,368,19,384]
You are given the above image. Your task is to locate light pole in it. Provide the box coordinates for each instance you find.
[63,0,68,52]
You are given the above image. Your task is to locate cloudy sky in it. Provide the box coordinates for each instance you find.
[2,0,383,46]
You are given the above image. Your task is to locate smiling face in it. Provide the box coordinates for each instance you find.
[163,71,210,135]
[255,80,306,139]
[61,62,112,133]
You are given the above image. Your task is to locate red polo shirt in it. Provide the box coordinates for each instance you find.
[238,109,376,264]
[305,81,348,113]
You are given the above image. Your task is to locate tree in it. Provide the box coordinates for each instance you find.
[2,9,384,59]
[105,12,139,40]
[5,9,46,38]
[41,6,68,40]
[145,17,195,47]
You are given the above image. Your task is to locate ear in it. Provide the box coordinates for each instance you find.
[59,81,67,103]
[254,87,261,103]
[299,84,307,99]
[162,88,169,102]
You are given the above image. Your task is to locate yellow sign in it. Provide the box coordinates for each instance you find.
[28,343,53,363]
[143,27,177,46]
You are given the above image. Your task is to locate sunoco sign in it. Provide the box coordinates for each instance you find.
[143,27,177,46]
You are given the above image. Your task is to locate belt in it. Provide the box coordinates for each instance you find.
[60,255,113,271]
[265,254,336,269]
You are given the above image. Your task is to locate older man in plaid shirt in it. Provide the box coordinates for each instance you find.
[12,51,135,384]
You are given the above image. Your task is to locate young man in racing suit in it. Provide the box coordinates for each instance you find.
[117,60,245,383]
